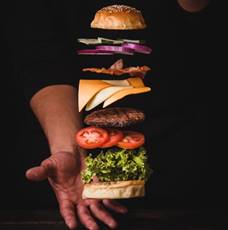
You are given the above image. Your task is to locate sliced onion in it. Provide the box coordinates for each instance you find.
[96,45,134,55]
[122,39,145,44]
[122,43,152,54]
[116,51,134,55]
[77,49,114,55]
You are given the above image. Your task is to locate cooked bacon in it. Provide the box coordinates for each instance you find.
[82,59,151,78]
[110,59,124,70]
[82,65,151,76]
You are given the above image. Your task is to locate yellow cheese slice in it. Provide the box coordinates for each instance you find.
[78,80,111,112]
[102,79,130,86]
[103,87,151,108]
[127,77,145,88]
[86,86,133,111]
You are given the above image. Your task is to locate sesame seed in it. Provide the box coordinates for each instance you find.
[99,5,140,14]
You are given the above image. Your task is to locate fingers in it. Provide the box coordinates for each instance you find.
[59,200,78,230]
[25,158,55,181]
[77,204,99,230]
[90,202,118,229]
[103,199,128,214]
[25,166,49,181]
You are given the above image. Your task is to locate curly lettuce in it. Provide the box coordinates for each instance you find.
[81,147,152,184]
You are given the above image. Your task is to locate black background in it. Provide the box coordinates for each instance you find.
[0,0,221,210]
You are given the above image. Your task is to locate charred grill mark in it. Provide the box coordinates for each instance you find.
[84,107,145,128]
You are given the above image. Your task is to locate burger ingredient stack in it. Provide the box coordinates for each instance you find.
[76,5,153,199]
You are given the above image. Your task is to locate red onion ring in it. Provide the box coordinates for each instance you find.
[122,43,152,54]
[96,45,134,55]
[77,49,114,55]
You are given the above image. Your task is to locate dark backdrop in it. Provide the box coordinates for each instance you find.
[1,0,220,210]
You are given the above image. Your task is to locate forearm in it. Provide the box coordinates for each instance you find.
[30,85,82,154]
[177,0,210,12]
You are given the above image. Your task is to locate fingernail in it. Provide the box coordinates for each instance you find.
[67,221,74,229]
[121,207,128,213]
[109,221,118,229]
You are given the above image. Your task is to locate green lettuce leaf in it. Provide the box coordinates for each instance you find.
[81,147,152,184]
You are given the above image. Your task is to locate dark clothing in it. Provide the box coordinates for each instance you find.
[1,0,214,209]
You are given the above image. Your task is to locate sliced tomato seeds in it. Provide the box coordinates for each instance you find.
[76,126,145,149]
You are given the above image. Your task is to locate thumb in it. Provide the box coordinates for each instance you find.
[26,159,54,181]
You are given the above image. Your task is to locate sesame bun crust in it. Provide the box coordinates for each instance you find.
[82,180,145,199]
[91,5,146,30]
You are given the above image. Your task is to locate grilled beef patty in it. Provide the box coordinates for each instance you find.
[84,107,145,128]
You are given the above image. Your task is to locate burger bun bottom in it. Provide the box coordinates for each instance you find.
[82,180,145,199]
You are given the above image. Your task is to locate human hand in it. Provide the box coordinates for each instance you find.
[26,151,127,230]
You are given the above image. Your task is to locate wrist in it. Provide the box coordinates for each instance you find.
[48,127,82,155]
[50,140,87,156]
[50,142,78,155]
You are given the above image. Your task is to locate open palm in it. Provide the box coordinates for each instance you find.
[26,151,127,230]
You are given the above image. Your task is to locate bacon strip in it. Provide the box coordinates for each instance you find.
[82,59,151,77]
[82,65,151,76]
[110,59,124,70]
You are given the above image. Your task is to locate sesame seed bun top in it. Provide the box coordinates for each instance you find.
[91,5,147,30]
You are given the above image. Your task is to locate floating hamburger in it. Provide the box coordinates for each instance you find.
[76,5,152,199]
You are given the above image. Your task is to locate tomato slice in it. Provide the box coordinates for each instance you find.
[117,131,145,149]
[101,129,124,148]
[76,126,109,149]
